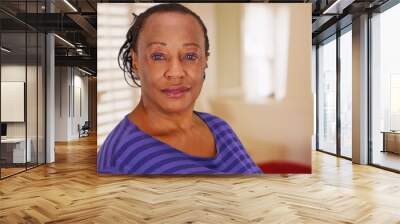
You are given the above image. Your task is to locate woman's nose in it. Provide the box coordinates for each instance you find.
[165,57,185,79]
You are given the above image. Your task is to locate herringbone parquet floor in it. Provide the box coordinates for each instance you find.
[0,135,400,224]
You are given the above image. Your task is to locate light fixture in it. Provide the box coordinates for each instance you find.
[78,67,93,76]
[76,48,86,56]
[1,47,11,53]
[63,0,78,12]
[54,34,75,48]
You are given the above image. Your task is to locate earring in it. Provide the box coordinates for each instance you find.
[132,65,139,80]
[203,73,206,80]
[133,72,140,80]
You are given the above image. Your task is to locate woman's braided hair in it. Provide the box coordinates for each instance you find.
[118,3,210,87]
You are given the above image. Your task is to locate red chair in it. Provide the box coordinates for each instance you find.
[257,160,311,174]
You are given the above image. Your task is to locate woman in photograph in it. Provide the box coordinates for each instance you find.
[97,3,262,174]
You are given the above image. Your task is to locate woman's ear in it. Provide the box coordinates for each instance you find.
[131,49,140,79]
[204,53,209,70]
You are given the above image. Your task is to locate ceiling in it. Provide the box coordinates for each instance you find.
[0,0,395,74]
[311,0,390,43]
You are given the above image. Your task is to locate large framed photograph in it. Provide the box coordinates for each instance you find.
[97,3,312,174]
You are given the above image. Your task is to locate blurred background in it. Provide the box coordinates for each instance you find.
[97,3,313,168]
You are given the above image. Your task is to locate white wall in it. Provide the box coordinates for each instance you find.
[1,65,36,138]
[1,63,46,164]
[72,73,89,138]
[55,66,69,141]
[54,67,89,141]
[1,65,26,139]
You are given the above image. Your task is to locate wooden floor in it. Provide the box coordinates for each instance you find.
[373,151,400,171]
[0,135,400,223]
[1,167,26,178]
[1,163,44,178]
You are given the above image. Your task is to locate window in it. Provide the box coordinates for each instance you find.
[371,2,400,171]
[0,0,46,179]
[317,36,337,154]
[241,4,289,102]
[316,26,353,159]
[340,28,352,158]
[390,74,400,130]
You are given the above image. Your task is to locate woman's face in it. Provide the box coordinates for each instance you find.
[133,12,208,114]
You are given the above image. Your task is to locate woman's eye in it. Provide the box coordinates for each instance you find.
[151,53,165,61]
[184,53,198,61]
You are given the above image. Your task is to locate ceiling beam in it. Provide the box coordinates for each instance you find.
[55,55,96,72]
[322,0,356,14]
[66,13,97,45]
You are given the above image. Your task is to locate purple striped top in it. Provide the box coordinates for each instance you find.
[97,111,263,174]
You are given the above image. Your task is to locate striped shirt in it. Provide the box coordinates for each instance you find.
[97,111,263,174]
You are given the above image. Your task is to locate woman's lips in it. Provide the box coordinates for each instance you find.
[161,86,191,98]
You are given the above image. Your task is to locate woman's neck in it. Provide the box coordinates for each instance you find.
[129,99,198,135]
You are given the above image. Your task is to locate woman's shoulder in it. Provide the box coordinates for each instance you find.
[97,115,153,173]
[98,116,138,153]
[194,111,233,131]
[195,111,229,125]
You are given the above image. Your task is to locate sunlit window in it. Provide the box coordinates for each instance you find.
[390,74,400,130]
[317,37,337,154]
[241,4,289,102]
[340,29,352,158]
[371,2,400,170]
